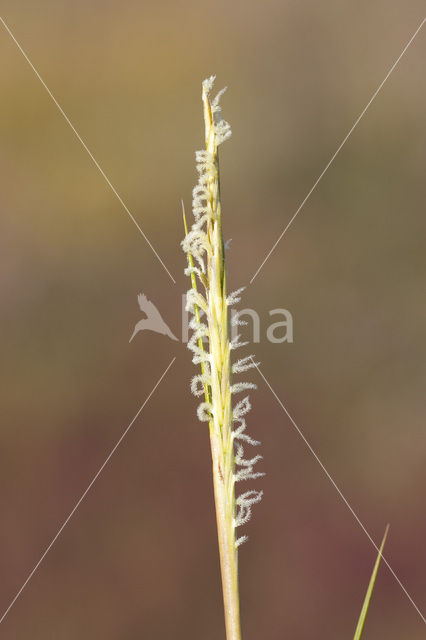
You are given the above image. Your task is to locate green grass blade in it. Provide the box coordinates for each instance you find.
[182,200,211,405]
[353,524,389,640]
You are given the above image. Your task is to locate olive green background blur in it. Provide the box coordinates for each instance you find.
[0,1,425,638]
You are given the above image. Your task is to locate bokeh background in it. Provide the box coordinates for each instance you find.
[0,1,425,638]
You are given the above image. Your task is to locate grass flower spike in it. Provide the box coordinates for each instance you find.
[182,76,263,640]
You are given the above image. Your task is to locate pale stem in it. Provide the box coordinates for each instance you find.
[210,430,241,640]
[203,85,242,640]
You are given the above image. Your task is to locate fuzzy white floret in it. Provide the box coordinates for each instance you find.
[234,490,263,527]
[235,535,248,548]
[202,75,216,96]
[231,315,248,327]
[181,229,211,273]
[233,396,251,418]
[184,265,204,280]
[230,335,249,350]
[232,418,260,446]
[186,289,208,314]
[215,120,232,145]
[234,441,264,482]
[189,315,208,334]
[195,150,216,176]
[235,445,263,468]
[197,402,213,422]
[230,382,257,394]
[188,344,210,368]
[226,287,246,306]
[234,464,264,482]
[211,86,227,112]
[232,356,259,374]
[191,374,211,397]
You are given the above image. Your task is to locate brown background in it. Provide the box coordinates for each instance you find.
[0,1,425,638]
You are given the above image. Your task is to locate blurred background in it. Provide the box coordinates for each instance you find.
[0,1,425,638]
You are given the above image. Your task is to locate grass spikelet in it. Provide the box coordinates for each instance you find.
[182,76,263,640]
